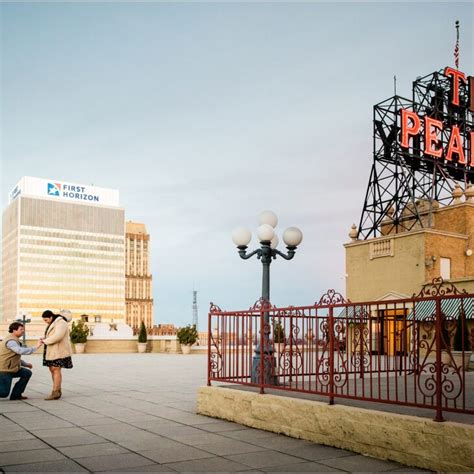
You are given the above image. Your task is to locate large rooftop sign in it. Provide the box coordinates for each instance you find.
[9,176,120,207]
[358,67,474,239]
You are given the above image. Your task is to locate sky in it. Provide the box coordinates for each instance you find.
[1,1,473,328]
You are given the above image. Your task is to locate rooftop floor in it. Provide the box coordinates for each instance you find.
[1,354,430,473]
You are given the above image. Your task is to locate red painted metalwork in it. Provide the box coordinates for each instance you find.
[208,279,474,421]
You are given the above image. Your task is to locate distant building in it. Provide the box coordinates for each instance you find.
[125,221,153,329]
[2,176,125,322]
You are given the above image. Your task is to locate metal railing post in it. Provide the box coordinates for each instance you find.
[435,297,444,422]
[207,311,211,386]
[329,306,335,405]
[260,308,265,394]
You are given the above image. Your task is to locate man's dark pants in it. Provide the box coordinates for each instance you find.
[0,368,32,400]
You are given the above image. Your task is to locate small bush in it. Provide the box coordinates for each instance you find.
[273,322,285,343]
[177,325,198,345]
[138,321,148,343]
[70,320,89,344]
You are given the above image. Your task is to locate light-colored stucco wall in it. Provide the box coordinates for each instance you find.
[345,232,426,301]
[345,202,474,302]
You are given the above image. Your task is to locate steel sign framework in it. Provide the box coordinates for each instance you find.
[358,68,474,239]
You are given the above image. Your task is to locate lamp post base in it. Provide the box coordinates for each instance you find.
[251,353,278,385]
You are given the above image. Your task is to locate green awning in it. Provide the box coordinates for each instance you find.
[408,298,474,321]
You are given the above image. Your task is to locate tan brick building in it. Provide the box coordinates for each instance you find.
[345,184,474,301]
[125,221,153,329]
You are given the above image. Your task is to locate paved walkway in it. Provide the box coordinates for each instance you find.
[0,354,430,473]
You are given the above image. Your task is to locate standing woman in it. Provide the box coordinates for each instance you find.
[41,310,73,400]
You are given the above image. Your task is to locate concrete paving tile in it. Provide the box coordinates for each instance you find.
[286,445,354,461]
[248,435,316,452]
[196,440,267,456]
[108,413,153,423]
[171,432,231,446]
[0,439,49,453]
[101,466,177,473]
[138,445,215,464]
[4,459,89,472]
[225,450,308,469]
[31,427,95,438]
[262,461,344,472]
[77,452,156,472]
[0,429,34,442]
[117,434,183,452]
[0,416,30,432]
[39,433,110,447]
[197,420,248,433]
[83,424,143,441]
[128,419,184,431]
[319,454,410,472]
[78,417,122,427]
[140,424,204,438]
[0,448,66,466]
[9,418,74,430]
[181,413,230,425]
[162,401,196,412]
[0,402,39,413]
[58,442,130,458]
[164,456,253,472]
[388,469,434,473]
[222,428,282,442]
[57,415,118,426]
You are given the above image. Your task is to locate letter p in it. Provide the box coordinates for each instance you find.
[400,109,421,149]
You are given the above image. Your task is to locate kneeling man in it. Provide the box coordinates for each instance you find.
[0,322,42,400]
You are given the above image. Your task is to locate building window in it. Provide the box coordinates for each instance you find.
[440,258,451,280]
[94,315,102,323]
[81,314,89,322]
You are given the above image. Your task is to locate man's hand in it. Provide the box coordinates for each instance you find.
[24,362,33,369]
[35,341,43,350]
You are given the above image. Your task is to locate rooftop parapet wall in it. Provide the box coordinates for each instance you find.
[197,386,474,472]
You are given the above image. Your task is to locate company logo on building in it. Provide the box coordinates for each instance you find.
[47,182,101,203]
[47,183,61,196]
[8,177,118,206]
[9,185,21,201]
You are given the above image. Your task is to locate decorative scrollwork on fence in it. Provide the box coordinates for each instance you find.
[209,302,223,314]
[414,277,467,298]
[415,315,464,406]
[316,289,349,306]
[333,319,349,389]
[350,324,370,370]
[209,329,223,378]
[249,297,275,311]
[279,320,303,376]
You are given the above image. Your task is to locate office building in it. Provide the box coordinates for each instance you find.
[125,221,153,329]
[2,176,125,322]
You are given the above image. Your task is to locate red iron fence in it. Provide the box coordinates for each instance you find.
[207,279,473,422]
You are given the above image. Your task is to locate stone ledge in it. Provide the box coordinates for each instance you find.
[197,386,474,472]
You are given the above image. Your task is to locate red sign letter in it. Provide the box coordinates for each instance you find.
[444,67,467,107]
[469,76,474,112]
[400,109,421,148]
[446,126,466,164]
[424,116,443,158]
[470,131,474,167]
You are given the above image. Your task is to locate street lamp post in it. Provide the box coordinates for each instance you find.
[232,211,303,385]
[16,313,31,345]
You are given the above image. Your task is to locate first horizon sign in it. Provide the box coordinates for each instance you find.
[8,176,120,207]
